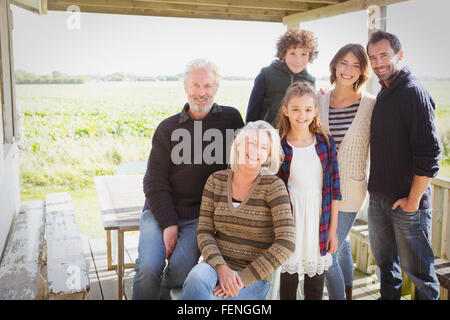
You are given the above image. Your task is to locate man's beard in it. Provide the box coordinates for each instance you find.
[187,96,214,113]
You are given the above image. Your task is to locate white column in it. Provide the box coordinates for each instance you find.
[366,5,387,96]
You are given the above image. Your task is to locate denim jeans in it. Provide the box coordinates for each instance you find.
[325,211,358,300]
[132,209,200,300]
[367,192,440,300]
[179,262,271,300]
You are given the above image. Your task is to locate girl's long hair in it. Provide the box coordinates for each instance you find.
[276,82,330,145]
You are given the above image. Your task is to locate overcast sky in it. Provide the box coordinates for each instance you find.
[11,0,450,78]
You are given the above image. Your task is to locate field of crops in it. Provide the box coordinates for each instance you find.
[16,80,450,238]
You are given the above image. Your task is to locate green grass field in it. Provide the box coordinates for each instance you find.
[16,80,450,239]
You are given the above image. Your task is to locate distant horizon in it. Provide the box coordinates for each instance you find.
[14,68,450,82]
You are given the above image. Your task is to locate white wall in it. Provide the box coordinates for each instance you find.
[0,144,20,256]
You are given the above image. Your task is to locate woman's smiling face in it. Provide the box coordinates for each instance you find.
[236,129,271,169]
[335,51,363,87]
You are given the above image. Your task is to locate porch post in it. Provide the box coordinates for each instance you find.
[366,5,387,95]
[284,20,300,30]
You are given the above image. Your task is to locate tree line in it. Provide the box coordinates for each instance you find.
[15,70,253,84]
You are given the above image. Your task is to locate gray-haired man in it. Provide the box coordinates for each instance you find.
[132,59,244,299]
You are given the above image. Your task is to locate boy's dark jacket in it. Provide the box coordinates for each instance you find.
[247,60,315,126]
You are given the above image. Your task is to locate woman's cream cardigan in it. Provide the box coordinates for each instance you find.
[318,90,376,213]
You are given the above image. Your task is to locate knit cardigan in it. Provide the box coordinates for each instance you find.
[197,169,296,287]
[318,90,376,213]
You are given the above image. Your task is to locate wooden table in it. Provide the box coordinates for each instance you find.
[94,174,144,300]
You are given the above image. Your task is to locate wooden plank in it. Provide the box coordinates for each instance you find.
[432,176,450,189]
[351,219,369,241]
[401,269,413,298]
[440,286,448,300]
[0,1,4,180]
[0,0,15,144]
[124,235,138,300]
[50,0,301,16]
[117,231,124,300]
[358,241,369,274]
[286,0,338,3]
[0,201,45,300]
[106,230,113,270]
[7,0,18,142]
[432,185,445,256]
[435,258,450,290]
[47,3,284,22]
[352,270,380,300]
[94,175,143,230]
[46,193,90,299]
[49,0,313,11]
[283,0,408,25]
[11,0,46,14]
[441,189,449,259]
[350,219,376,275]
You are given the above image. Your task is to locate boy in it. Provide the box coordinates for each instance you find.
[245,29,318,126]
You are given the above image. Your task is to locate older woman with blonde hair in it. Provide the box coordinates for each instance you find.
[180,121,296,300]
[318,43,376,300]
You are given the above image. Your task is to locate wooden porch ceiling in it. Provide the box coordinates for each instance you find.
[41,0,407,23]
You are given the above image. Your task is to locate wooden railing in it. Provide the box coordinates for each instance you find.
[431,176,450,259]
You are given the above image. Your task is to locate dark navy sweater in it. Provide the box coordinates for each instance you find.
[143,103,244,229]
[368,66,442,209]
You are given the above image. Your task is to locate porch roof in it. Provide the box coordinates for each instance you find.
[13,0,408,24]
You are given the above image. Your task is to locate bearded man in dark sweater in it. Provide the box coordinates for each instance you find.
[132,59,244,300]
[366,31,442,300]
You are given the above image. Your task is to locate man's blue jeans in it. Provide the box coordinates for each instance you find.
[132,209,200,300]
[325,211,358,300]
[367,192,440,300]
[179,262,271,300]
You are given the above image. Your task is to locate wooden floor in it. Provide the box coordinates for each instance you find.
[81,233,411,300]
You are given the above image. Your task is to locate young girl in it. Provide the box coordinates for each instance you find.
[246,29,318,126]
[276,82,341,300]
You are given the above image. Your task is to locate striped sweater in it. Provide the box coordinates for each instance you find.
[328,101,360,150]
[197,169,296,287]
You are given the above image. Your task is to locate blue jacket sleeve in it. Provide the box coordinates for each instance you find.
[245,71,265,123]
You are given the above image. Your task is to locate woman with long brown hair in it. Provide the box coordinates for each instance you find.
[318,43,375,300]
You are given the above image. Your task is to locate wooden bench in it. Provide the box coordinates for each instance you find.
[350,218,417,296]
[350,219,375,275]
[45,192,90,299]
[435,257,450,300]
[350,218,450,299]
[0,201,46,299]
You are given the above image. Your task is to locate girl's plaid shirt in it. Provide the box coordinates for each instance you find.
[276,133,342,256]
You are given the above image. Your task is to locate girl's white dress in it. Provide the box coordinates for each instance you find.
[281,138,332,278]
